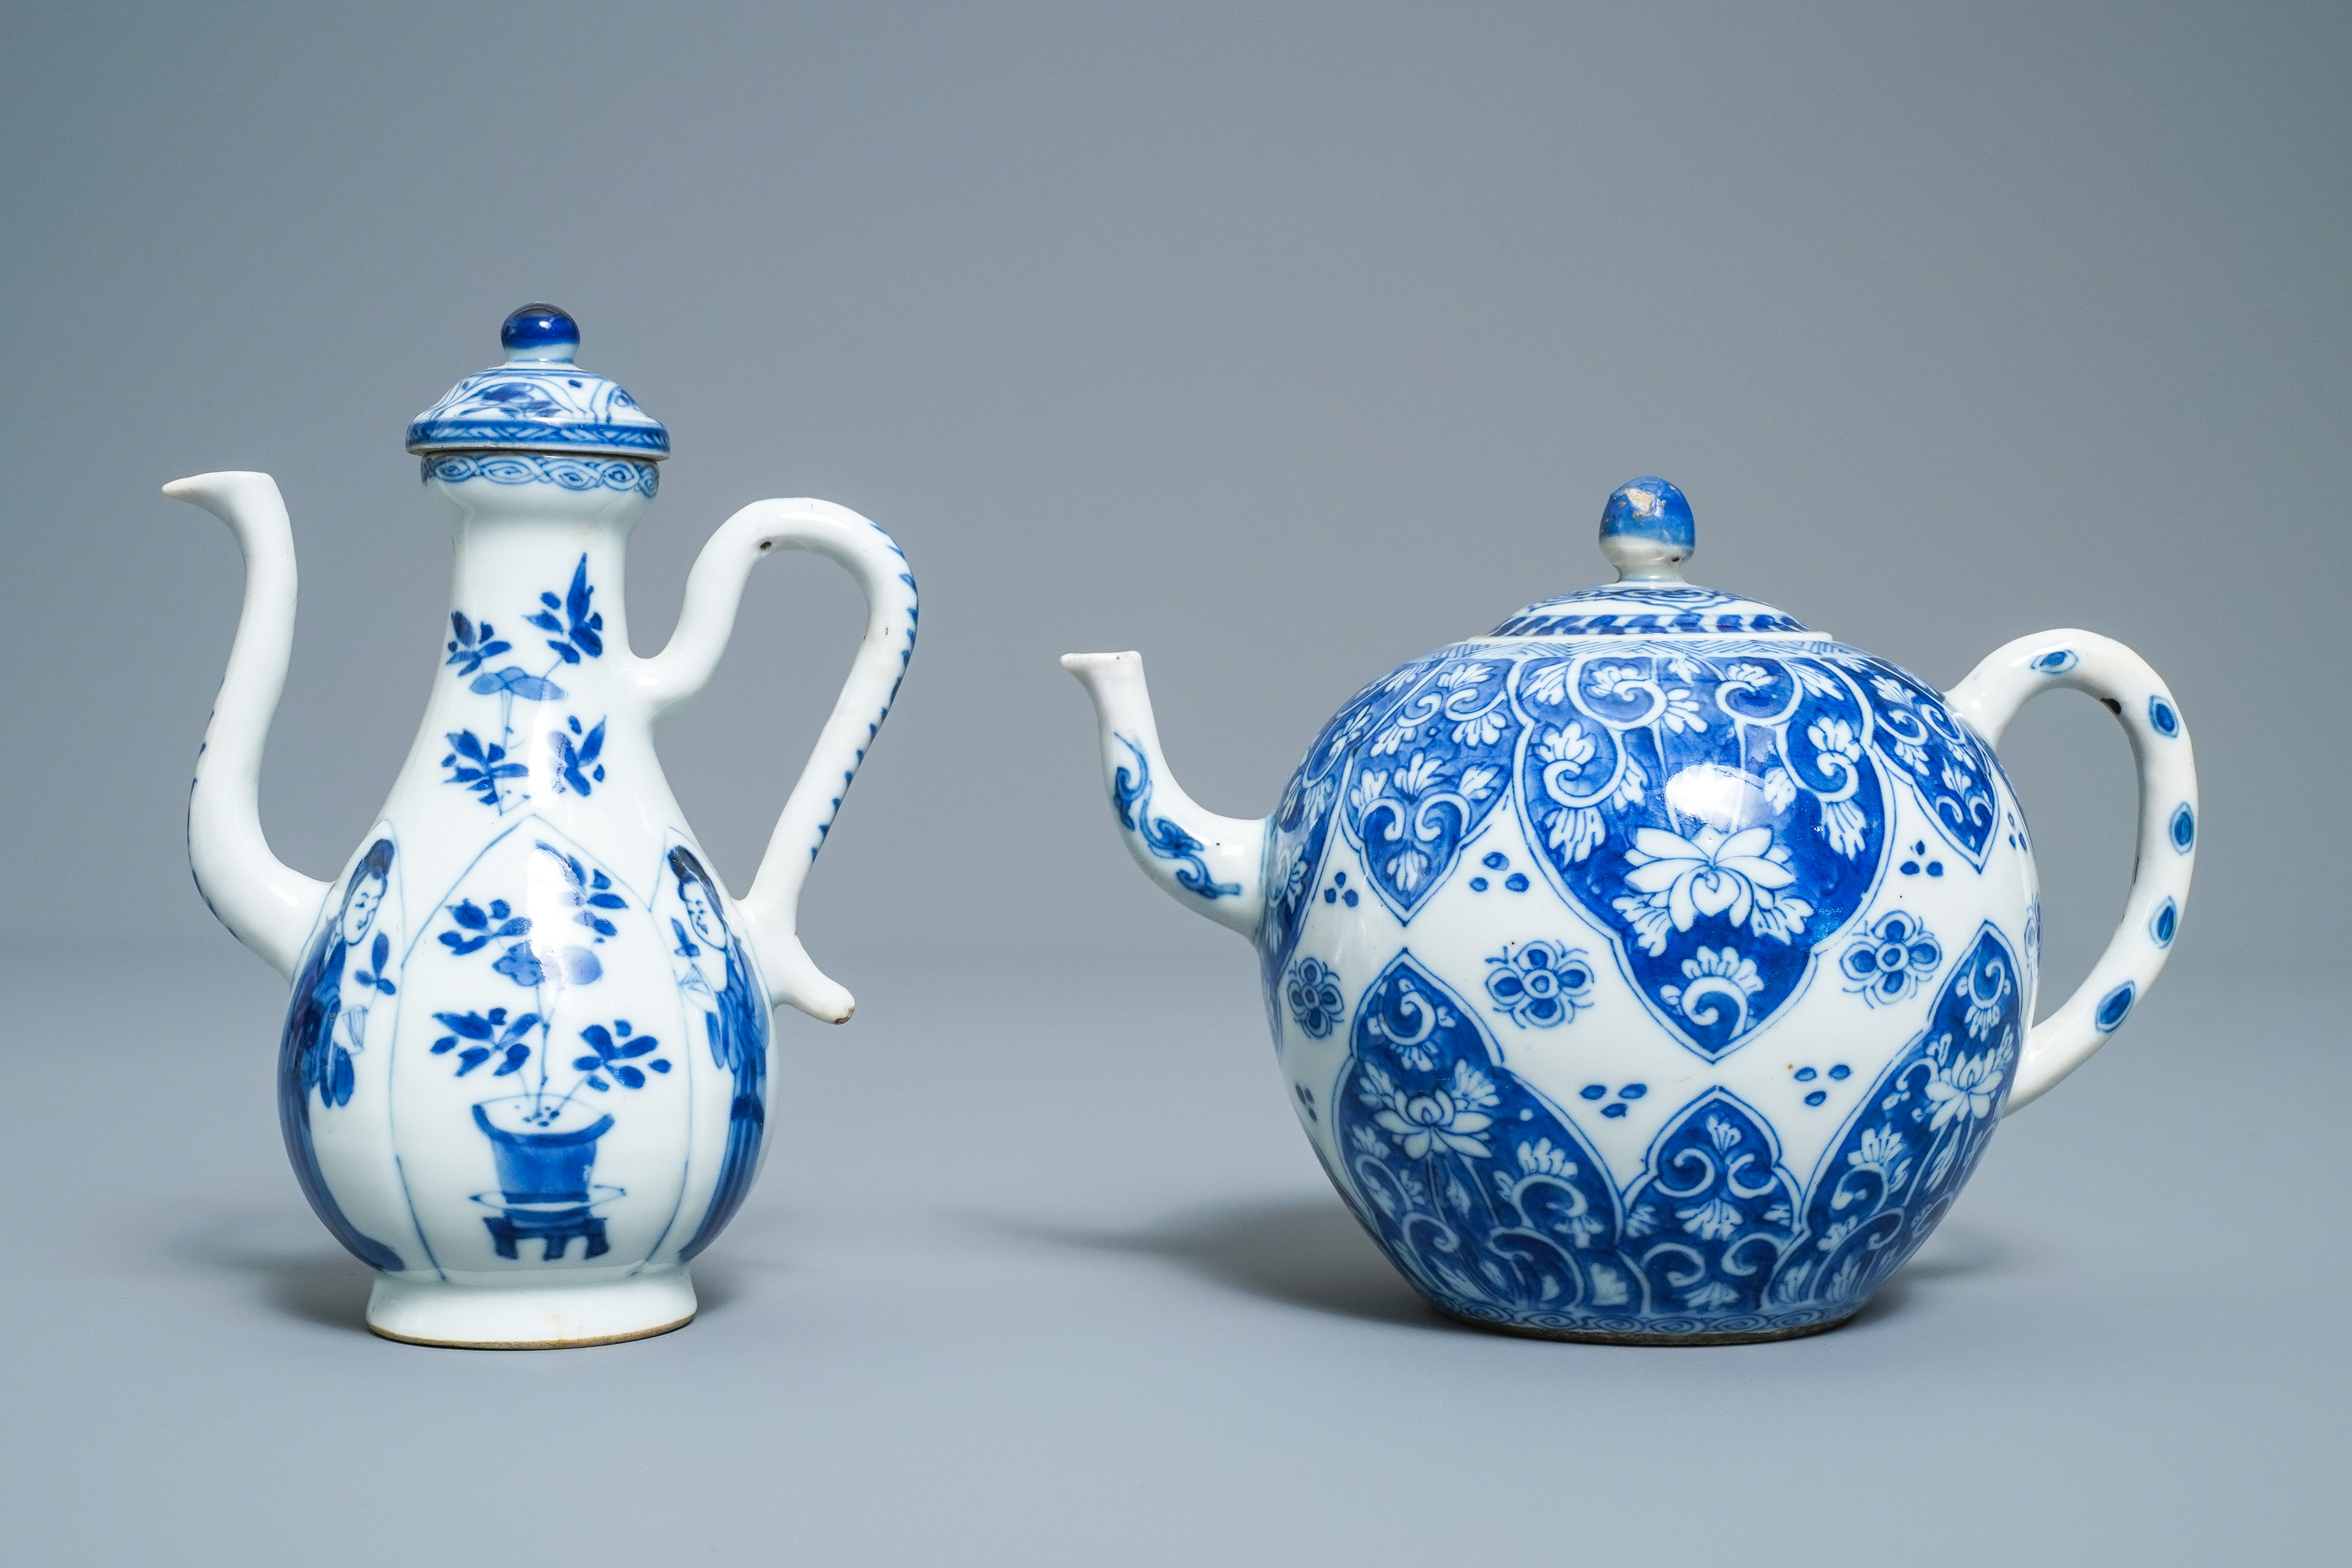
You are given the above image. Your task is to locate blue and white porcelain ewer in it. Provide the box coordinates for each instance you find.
[1065,478,2194,1344]
[172,305,917,1347]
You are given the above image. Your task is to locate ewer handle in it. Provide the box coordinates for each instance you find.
[1944,631,2197,1112]
[644,499,918,1022]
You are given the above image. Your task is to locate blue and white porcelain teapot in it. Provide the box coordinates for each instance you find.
[1065,478,2194,1343]
[171,305,917,1347]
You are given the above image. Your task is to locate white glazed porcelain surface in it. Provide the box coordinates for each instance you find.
[1065,477,2194,1342]
[172,307,916,1347]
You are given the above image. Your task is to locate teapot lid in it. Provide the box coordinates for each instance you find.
[406,304,670,461]
[1488,477,1813,638]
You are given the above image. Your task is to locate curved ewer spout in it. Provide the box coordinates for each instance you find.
[1060,652,1267,938]
[163,472,331,978]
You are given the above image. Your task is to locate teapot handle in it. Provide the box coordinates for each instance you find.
[643,499,917,1023]
[1943,630,2196,1112]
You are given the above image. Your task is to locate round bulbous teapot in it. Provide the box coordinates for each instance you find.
[171,305,917,1347]
[1065,478,2194,1344]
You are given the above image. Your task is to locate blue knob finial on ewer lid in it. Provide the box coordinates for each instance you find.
[500,303,579,364]
[1599,476,1694,582]
[408,304,669,461]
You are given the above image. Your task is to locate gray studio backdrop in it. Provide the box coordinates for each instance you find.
[3,1,2345,1000]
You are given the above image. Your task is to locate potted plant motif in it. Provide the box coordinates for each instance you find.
[430,845,670,1262]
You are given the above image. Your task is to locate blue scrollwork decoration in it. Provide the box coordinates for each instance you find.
[1768,924,2023,1314]
[1511,651,1889,1060]
[1621,1088,1804,1317]
[423,453,659,497]
[1112,735,1240,900]
[1335,952,1641,1330]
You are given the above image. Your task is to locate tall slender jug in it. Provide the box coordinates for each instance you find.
[172,305,917,1346]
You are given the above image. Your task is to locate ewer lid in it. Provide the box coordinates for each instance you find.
[1488,477,1812,639]
[407,304,670,461]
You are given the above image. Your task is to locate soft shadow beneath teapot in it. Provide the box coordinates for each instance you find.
[991,1195,1446,1331]
[1843,1221,2028,1334]
[998,1201,2028,1341]
[170,1215,377,1334]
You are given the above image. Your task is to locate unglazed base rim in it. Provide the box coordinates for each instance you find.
[364,1269,699,1349]
[367,1311,696,1351]
[1438,1306,1862,1347]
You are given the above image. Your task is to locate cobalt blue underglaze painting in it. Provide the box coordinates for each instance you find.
[1077,474,2196,1343]
[666,847,771,1261]
[442,554,611,814]
[279,836,408,1272]
[174,302,921,1346]
[425,838,666,1263]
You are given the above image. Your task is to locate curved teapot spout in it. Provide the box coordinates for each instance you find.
[1060,652,1266,939]
[162,472,331,978]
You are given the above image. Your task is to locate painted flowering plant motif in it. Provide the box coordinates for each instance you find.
[1511,651,1889,1060]
[1340,659,1520,920]
[1768,924,2023,1312]
[1838,656,1999,866]
[1334,953,1640,1326]
[441,554,612,812]
[427,842,669,1119]
[1256,657,1444,1020]
[1617,824,1813,950]
[1620,1092,1802,1316]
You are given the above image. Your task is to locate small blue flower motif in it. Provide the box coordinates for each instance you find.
[526,556,606,663]
[491,940,546,989]
[1286,957,1345,1039]
[570,1019,669,1091]
[491,939,602,989]
[1840,910,1942,1006]
[445,611,512,677]
[430,1007,537,1078]
[1483,940,1595,1027]
[442,729,529,806]
[550,714,608,795]
[438,897,530,956]
[350,931,397,994]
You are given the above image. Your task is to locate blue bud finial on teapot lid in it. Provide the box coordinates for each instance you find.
[1483,477,1808,636]
[407,303,670,461]
[1599,475,1694,582]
